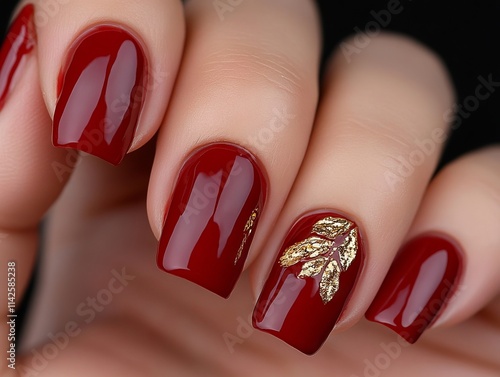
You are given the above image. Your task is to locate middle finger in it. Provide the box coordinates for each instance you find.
[149,0,321,297]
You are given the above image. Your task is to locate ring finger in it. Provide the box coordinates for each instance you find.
[251,33,455,354]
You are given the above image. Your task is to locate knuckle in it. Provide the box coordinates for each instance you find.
[334,110,418,153]
[198,42,310,100]
[447,148,500,213]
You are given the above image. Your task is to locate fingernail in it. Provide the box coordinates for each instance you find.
[157,143,266,298]
[365,234,462,343]
[0,4,35,111]
[252,212,364,355]
[53,25,147,165]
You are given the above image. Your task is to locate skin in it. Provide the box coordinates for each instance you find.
[10,144,500,377]
[0,0,499,376]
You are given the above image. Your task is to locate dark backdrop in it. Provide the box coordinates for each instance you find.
[2,0,500,166]
[315,0,500,167]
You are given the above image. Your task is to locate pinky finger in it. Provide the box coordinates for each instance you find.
[366,144,500,344]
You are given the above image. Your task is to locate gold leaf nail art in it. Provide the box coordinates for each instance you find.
[298,257,328,278]
[279,237,333,267]
[338,228,358,270]
[312,217,353,240]
[235,207,259,264]
[278,216,359,304]
[320,260,341,304]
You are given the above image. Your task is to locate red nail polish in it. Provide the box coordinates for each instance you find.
[365,234,462,344]
[0,4,35,111]
[53,25,147,165]
[157,143,267,298]
[253,212,365,355]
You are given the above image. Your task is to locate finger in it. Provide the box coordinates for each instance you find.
[149,0,321,298]
[0,6,72,371]
[366,145,500,344]
[251,33,455,354]
[29,0,184,165]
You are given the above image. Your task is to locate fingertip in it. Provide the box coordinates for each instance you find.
[33,0,185,164]
[366,145,500,343]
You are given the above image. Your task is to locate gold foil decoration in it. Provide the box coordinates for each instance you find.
[320,260,341,304]
[279,237,333,267]
[312,217,353,240]
[298,257,328,278]
[338,228,358,271]
[278,216,359,304]
[234,207,259,264]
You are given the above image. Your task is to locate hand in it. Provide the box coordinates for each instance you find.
[1,1,499,376]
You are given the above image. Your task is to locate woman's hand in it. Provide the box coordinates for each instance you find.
[0,1,499,376]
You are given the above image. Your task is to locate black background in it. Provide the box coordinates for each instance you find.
[2,0,500,167]
[315,0,500,167]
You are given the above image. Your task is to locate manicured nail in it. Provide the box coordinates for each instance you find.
[53,25,147,165]
[157,143,266,298]
[252,212,364,355]
[0,4,35,111]
[365,234,462,344]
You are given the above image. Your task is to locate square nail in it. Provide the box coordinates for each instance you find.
[157,143,267,298]
[365,233,462,343]
[253,212,365,354]
[0,4,35,111]
[53,25,147,165]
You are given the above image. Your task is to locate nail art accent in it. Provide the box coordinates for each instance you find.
[279,217,358,304]
[157,143,266,298]
[235,206,259,265]
[253,212,364,355]
[365,234,462,344]
[0,4,35,111]
[53,25,147,165]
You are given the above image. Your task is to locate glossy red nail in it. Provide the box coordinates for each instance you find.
[0,4,35,111]
[365,234,462,344]
[53,25,147,165]
[157,143,266,298]
[253,212,364,355]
